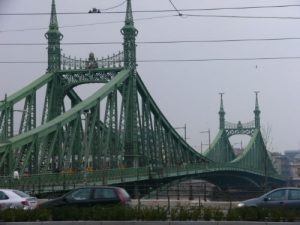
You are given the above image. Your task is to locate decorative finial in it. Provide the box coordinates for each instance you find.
[121,0,138,68]
[45,0,63,72]
[125,0,134,26]
[219,92,225,112]
[219,92,225,130]
[49,0,59,30]
[254,91,260,110]
[254,91,261,128]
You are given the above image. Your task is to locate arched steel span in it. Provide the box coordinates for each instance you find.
[0,0,284,192]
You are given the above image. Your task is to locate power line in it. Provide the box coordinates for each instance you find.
[100,0,126,11]
[184,13,300,20]
[2,12,300,34]
[2,37,300,46]
[138,56,300,62]
[1,4,300,16]
[0,15,177,33]
[168,0,182,16]
[2,56,300,64]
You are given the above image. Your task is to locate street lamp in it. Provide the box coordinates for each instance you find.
[0,94,8,141]
[200,129,211,151]
[174,124,187,141]
[200,141,210,154]
[83,110,90,184]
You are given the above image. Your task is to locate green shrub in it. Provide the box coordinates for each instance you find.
[226,208,240,221]
[190,206,202,220]
[213,208,224,221]
[138,206,167,221]
[203,207,212,221]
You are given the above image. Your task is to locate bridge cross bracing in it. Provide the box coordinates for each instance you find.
[0,0,284,193]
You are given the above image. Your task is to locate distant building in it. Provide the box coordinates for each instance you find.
[289,163,300,187]
[284,150,300,163]
[283,150,300,187]
[271,152,291,178]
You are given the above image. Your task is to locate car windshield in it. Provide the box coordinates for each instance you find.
[12,190,30,198]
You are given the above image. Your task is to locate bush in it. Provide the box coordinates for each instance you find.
[1,204,299,222]
[226,208,240,221]
[138,206,167,221]
[212,208,224,221]
[0,208,51,222]
[203,207,212,221]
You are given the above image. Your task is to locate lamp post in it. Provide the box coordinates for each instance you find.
[200,141,210,154]
[174,124,187,141]
[83,110,90,184]
[0,94,8,141]
[200,129,211,151]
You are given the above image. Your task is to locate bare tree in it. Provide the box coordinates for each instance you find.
[262,124,274,153]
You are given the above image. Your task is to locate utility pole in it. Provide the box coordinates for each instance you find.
[174,124,187,141]
[200,129,211,150]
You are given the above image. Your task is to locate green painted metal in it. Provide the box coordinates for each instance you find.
[204,94,235,162]
[0,0,284,191]
[45,0,63,72]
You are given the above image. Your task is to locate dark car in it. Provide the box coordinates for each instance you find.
[39,186,131,208]
[237,187,300,208]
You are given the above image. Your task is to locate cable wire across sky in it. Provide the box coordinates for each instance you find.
[2,37,300,45]
[2,56,300,64]
[2,4,300,15]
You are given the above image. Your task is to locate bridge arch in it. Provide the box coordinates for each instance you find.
[0,0,284,192]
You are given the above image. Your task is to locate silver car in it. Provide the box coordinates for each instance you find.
[238,187,300,208]
[0,189,38,210]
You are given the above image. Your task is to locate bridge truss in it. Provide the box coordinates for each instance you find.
[0,0,284,193]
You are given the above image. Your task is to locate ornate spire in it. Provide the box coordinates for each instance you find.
[125,0,134,26]
[49,0,59,30]
[45,0,63,72]
[254,91,261,128]
[219,93,225,129]
[121,0,138,69]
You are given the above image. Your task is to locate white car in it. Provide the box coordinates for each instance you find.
[0,189,38,210]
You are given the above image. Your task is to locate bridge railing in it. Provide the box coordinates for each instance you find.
[60,51,124,71]
[0,163,283,195]
[0,167,149,194]
[225,120,255,130]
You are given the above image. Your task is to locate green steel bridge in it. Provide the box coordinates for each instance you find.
[0,0,285,195]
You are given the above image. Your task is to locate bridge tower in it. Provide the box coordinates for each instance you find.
[121,0,140,168]
[45,0,63,72]
[43,0,64,122]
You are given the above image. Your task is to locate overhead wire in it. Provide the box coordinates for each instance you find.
[100,0,126,11]
[2,4,300,33]
[168,0,182,16]
[183,14,300,20]
[1,4,300,15]
[3,37,300,46]
[2,56,300,64]
[0,15,178,33]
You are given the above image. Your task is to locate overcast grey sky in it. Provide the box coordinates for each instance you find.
[1,0,300,153]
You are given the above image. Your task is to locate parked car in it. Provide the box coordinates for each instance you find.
[0,189,38,210]
[237,187,300,208]
[39,186,131,208]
